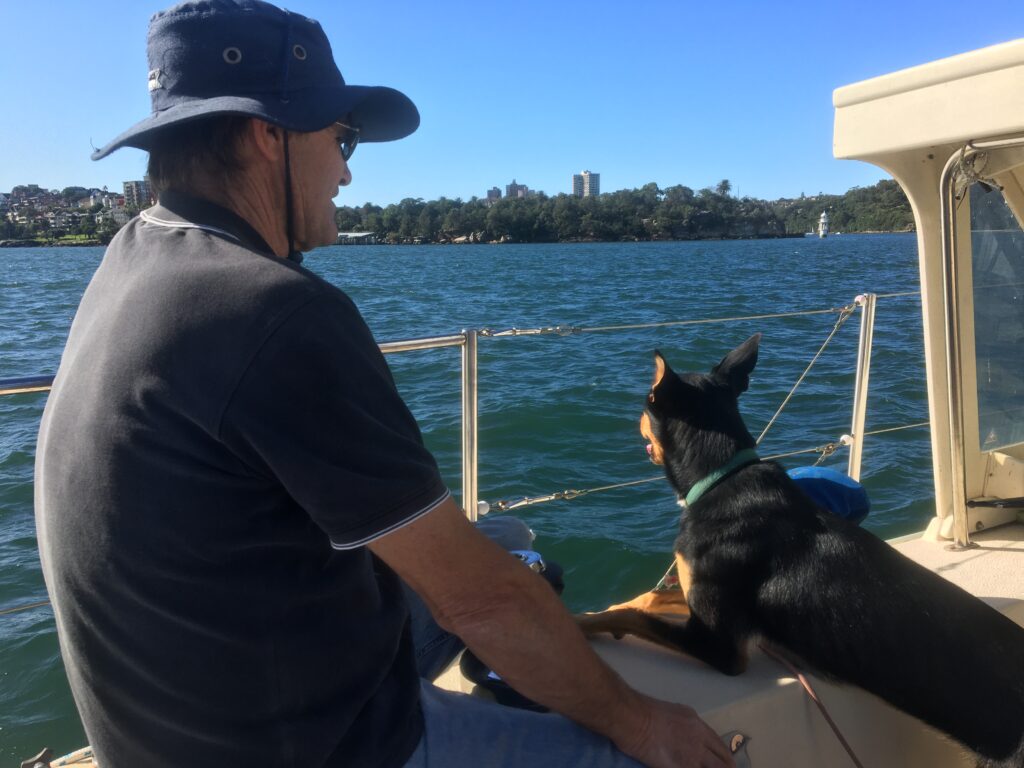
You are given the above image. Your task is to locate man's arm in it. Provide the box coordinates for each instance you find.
[369,498,734,768]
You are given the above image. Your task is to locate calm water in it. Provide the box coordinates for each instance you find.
[0,235,931,760]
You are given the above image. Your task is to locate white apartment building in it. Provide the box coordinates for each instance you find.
[572,170,600,197]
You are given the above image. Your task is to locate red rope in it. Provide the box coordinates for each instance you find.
[758,643,866,768]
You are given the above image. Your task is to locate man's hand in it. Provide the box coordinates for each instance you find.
[613,695,735,768]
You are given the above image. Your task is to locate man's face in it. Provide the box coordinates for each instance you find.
[289,123,352,250]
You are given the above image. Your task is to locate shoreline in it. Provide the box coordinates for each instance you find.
[0,239,105,248]
[338,231,912,246]
[0,230,913,249]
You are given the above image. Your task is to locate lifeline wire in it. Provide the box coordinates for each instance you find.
[865,421,930,436]
[491,448,823,511]
[487,419,931,513]
[0,599,50,617]
[479,306,854,338]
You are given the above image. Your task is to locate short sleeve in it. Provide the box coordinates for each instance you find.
[219,292,450,548]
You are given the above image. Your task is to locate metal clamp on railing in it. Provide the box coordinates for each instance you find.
[491,489,585,512]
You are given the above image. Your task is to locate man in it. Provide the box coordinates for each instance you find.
[35,2,733,767]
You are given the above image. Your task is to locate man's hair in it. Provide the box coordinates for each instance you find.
[146,116,252,197]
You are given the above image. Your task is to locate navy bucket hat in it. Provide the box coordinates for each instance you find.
[91,0,419,160]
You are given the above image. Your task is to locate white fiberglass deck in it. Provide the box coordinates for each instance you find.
[595,523,1024,767]
[438,522,1024,768]
[892,522,1024,607]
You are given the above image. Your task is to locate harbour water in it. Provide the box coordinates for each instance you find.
[0,234,931,760]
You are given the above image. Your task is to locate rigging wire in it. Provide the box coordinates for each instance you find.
[755,302,857,446]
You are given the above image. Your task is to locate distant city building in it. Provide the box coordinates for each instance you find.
[572,170,600,198]
[506,179,530,199]
[486,187,502,202]
[48,210,73,229]
[85,190,115,209]
[97,208,131,227]
[123,178,154,209]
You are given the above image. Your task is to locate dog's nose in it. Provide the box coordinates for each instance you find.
[646,443,653,456]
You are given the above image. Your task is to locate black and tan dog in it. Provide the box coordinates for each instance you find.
[578,334,1024,767]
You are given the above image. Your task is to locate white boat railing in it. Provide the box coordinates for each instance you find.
[0,292,924,524]
[848,292,876,482]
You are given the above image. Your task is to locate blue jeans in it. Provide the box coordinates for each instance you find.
[401,516,643,768]
[404,680,644,768]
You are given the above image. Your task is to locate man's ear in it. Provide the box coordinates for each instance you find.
[245,118,285,163]
[711,333,761,396]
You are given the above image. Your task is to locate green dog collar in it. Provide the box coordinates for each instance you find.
[684,449,760,507]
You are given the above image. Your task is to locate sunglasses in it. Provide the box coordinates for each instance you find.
[334,121,360,162]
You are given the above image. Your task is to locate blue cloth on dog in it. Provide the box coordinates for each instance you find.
[788,466,870,525]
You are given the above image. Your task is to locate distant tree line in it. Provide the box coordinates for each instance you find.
[2,178,916,246]
[773,180,916,235]
[334,179,914,244]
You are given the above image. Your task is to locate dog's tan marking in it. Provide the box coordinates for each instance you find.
[674,552,693,599]
[575,608,692,651]
[605,589,690,618]
[640,411,664,465]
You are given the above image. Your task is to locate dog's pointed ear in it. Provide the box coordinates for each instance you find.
[649,350,674,404]
[711,333,761,396]
[652,350,670,387]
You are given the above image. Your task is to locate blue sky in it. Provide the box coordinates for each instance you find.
[3,1,1024,207]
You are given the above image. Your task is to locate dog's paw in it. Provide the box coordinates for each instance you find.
[606,589,691,618]
[574,610,637,640]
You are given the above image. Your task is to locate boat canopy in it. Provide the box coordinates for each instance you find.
[834,38,1024,544]
[834,39,1024,161]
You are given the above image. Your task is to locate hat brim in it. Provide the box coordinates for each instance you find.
[91,84,418,160]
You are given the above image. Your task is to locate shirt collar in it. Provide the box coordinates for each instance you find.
[149,189,304,264]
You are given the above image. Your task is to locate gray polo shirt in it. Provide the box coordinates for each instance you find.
[36,190,448,767]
